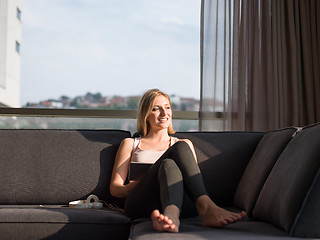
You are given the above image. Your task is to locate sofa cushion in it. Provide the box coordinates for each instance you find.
[252,123,320,233]
[0,205,130,240]
[234,128,296,215]
[0,129,130,206]
[130,217,296,240]
[290,167,320,238]
[174,132,264,206]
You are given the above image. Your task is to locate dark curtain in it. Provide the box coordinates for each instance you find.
[200,0,320,131]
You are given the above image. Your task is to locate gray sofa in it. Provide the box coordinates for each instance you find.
[0,124,320,239]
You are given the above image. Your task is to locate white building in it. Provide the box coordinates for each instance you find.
[0,0,22,107]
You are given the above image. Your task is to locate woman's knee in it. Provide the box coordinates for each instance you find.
[171,141,193,155]
[158,158,182,180]
[159,158,179,173]
[170,141,194,160]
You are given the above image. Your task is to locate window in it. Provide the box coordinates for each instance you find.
[16,41,20,54]
[17,7,21,22]
[4,1,201,131]
[21,1,201,109]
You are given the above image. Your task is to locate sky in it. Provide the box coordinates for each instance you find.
[20,0,201,105]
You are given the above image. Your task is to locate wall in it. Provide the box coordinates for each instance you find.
[0,0,22,107]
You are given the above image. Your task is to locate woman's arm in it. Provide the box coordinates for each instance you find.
[110,138,137,198]
[180,139,198,162]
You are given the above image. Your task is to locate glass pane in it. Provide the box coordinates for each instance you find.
[20,0,201,109]
[0,116,198,134]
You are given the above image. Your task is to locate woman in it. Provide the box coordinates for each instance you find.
[110,89,246,233]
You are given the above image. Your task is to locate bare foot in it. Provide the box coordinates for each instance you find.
[151,209,179,233]
[196,195,247,227]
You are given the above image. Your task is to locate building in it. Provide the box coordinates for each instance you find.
[0,0,22,107]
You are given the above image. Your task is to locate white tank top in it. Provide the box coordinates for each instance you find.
[131,137,179,164]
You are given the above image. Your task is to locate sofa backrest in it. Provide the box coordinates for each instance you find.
[175,131,264,206]
[252,123,320,237]
[0,129,130,206]
[234,127,297,215]
[233,123,320,238]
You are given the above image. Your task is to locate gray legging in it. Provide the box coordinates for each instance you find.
[125,141,208,219]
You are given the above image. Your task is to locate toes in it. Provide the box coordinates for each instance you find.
[151,210,160,219]
[220,219,229,226]
[231,211,246,220]
[226,211,247,223]
[226,217,235,223]
[159,214,165,221]
[169,223,178,231]
[163,216,172,225]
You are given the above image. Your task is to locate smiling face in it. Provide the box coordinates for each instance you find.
[146,95,172,131]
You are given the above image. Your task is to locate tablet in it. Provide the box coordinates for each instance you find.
[129,162,153,180]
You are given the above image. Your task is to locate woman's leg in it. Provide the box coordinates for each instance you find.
[161,141,208,201]
[153,158,183,232]
[125,141,246,229]
[125,157,183,232]
[158,158,183,212]
[124,142,197,219]
[158,141,247,227]
[124,163,162,219]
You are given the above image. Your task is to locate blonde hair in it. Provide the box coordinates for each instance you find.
[137,89,175,137]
